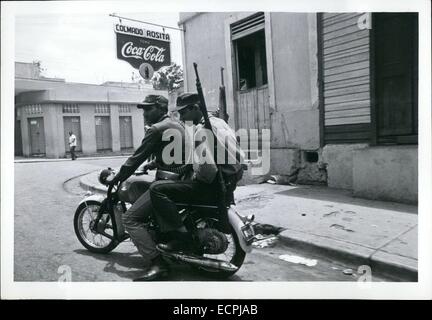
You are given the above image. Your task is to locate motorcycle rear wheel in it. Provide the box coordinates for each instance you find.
[74,200,119,254]
[196,225,246,279]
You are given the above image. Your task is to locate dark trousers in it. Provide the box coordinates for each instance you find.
[122,190,159,265]
[149,180,220,233]
[70,146,76,160]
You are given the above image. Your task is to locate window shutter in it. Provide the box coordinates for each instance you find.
[319,13,372,144]
[231,12,265,40]
[321,13,371,127]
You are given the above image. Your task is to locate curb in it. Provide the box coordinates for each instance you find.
[15,155,130,164]
[79,171,107,194]
[77,170,418,281]
[277,230,418,282]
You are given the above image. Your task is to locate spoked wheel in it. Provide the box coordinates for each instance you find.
[196,224,246,279]
[74,200,119,253]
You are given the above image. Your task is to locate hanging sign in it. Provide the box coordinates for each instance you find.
[114,24,171,79]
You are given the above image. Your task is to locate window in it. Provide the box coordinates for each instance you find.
[24,104,43,115]
[119,104,131,113]
[231,12,268,91]
[62,104,80,113]
[95,104,110,114]
[235,30,268,90]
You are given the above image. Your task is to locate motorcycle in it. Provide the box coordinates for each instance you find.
[73,167,256,279]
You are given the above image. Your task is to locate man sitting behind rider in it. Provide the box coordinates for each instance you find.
[106,94,188,281]
[149,92,245,253]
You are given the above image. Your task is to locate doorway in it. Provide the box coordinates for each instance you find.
[373,13,418,144]
[95,116,112,151]
[63,116,82,152]
[28,117,46,155]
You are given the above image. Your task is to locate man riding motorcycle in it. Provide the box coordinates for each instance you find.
[150,92,245,255]
[106,94,188,281]
[107,93,244,281]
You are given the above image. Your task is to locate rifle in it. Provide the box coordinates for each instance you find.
[219,67,229,122]
[193,62,230,233]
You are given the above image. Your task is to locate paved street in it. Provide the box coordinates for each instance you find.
[14,158,391,282]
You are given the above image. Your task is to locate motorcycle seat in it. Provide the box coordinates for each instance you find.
[175,203,219,210]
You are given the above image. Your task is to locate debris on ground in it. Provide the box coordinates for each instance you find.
[252,223,285,235]
[252,234,279,248]
[265,175,296,185]
[330,224,355,233]
[278,254,318,267]
[343,268,354,275]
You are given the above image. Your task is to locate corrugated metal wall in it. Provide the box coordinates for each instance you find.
[319,13,371,144]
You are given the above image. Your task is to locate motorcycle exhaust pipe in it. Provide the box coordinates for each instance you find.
[160,250,238,272]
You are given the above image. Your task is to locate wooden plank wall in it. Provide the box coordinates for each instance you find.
[320,13,372,144]
[237,86,270,131]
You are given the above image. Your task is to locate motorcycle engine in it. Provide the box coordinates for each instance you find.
[196,228,229,255]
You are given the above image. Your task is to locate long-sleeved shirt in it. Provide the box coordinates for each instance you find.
[192,115,245,184]
[114,115,187,182]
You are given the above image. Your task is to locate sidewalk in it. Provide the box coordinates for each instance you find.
[79,170,418,281]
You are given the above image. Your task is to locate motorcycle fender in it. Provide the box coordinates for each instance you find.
[228,207,253,253]
[78,194,105,207]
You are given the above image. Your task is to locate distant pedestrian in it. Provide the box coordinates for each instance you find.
[68,131,77,160]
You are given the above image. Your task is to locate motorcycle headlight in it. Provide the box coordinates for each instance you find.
[98,169,113,185]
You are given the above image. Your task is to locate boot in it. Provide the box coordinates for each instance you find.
[133,256,170,281]
[157,231,197,253]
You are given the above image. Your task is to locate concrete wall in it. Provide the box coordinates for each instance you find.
[181,13,319,149]
[43,104,62,158]
[16,106,32,157]
[270,148,300,175]
[180,12,320,180]
[181,12,231,111]
[15,62,40,79]
[269,13,319,150]
[15,80,160,157]
[322,144,418,203]
[16,83,165,105]
[110,105,121,152]
[352,146,418,204]
[131,108,145,149]
[80,104,97,154]
[322,144,369,190]
[16,102,147,158]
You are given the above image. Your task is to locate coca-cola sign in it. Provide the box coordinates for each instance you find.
[115,24,171,71]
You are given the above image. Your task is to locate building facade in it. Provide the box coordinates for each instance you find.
[179,12,418,203]
[15,62,168,159]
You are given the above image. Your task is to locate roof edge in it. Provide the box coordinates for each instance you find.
[178,13,202,26]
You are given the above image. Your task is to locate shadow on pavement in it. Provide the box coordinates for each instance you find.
[74,249,243,282]
[275,185,417,214]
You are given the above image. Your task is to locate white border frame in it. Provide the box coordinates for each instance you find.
[2,0,431,300]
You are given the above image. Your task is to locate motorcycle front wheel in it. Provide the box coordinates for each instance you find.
[74,200,119,254]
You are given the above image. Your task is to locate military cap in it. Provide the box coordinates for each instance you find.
[137,95,168,109]
[174,92,200,111]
